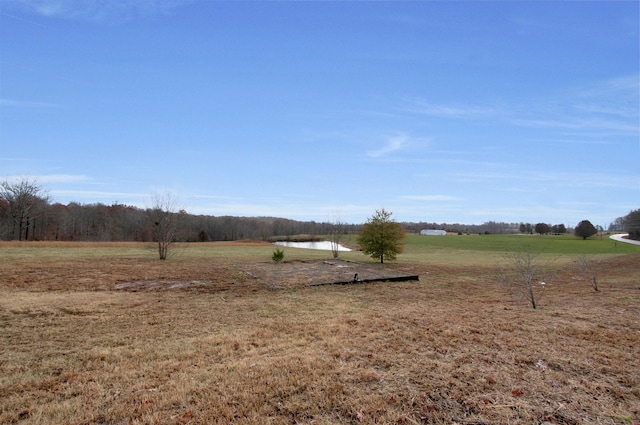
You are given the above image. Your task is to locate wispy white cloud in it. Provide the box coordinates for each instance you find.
[37,174,90,184]
[400,98,497,118]
[188,194,242,202]
[574,103,638,119]
[367,134,406,158]
[0,175,152,206]
[515,117,638,135]
[4,0,192,21]
[462,204,627,228]
[464,205,584,221]
[366,133,429,158]
[401,195,462,202]
[1,174,89,184]
[451,169,639,192]
[0,98,61,108]
[579,74,639,100]
[188,200,375,223]
[514,74,640,137]
[51,189,147,199]
[547,138,613,146]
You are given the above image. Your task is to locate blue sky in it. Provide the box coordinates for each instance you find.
[1,0,638,227]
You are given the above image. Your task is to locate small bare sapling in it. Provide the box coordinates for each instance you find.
[576,255,602,292]
[497,247,555,309]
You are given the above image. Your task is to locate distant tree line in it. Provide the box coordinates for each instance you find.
[3,179,634,242]
[403,221,570,235]
[0,180,360,242]
[609,209,640,241]
[0,199,357,242]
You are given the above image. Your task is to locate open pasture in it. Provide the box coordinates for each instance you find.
[0,237,639,424]
[397,233,639,263]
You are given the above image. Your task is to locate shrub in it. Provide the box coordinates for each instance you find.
[272,248,284,263]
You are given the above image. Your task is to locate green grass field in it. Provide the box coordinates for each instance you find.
[340,232,639,266]
[2,233,637,266]
[402,232,637,254]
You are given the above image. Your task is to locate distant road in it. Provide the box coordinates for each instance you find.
[609,233,640,246]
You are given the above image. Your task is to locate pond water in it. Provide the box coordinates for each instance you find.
[273,241,352,252]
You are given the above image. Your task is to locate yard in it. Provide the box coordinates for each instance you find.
[0,237,638,424]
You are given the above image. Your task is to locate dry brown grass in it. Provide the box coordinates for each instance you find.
[0,242,639,424]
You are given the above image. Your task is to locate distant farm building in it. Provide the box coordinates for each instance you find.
[420,229,447,236]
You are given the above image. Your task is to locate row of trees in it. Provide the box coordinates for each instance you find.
[404,221,531,235]
[609,209,640,240]
[403,221,569,235]
[0,180,359,243]
[528,223,567,235]
[2,179,638,246]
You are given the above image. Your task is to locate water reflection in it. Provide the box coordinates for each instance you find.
[273,241,352,251]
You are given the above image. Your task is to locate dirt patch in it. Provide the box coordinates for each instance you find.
[239,259,419,289]
[113,280,212,291]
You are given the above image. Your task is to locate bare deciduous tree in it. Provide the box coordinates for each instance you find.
[576,255,602,292]
[329,215,345,259]
[497,247,554,309]
[0,178,49,240]
[148,192,181,260]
